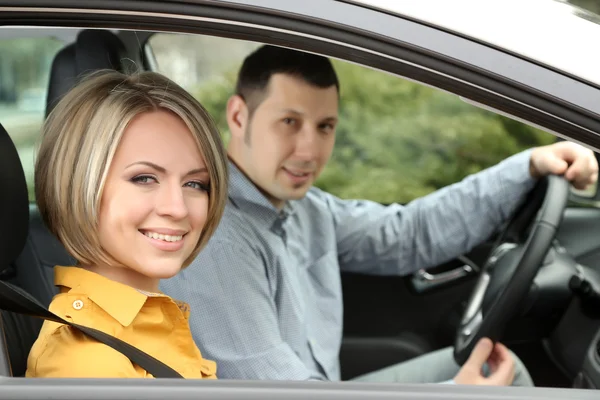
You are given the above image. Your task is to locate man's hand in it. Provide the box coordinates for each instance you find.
[453,338,515,386]
[530,141,598,190]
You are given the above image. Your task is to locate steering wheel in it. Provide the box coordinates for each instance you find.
[453,174,571,365]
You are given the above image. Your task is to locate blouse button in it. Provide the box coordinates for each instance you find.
[72,300,84,310]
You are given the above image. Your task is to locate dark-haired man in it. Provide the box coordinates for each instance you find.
[161,45,598,385]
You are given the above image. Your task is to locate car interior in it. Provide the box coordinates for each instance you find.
[0,29,133,378]
[0,27,600,392]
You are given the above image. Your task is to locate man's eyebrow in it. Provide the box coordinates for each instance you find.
[126,161,208,177]
[278,109,338,122]
[278,108,303,115]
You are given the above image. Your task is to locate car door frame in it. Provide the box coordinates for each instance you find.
[1,0,599,398]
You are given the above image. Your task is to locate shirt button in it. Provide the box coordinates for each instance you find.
[72,300,84,310]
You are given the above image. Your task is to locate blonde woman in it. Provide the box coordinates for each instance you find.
[26,70,228,378]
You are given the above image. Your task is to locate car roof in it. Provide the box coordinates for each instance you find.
[351,0,600,86]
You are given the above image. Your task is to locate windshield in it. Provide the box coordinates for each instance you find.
[352,0,600,86]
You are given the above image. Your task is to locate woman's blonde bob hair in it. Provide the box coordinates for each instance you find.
[35,70,228,268]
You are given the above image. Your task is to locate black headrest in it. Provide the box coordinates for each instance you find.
[46,29,128,117]
[0,124,29,268]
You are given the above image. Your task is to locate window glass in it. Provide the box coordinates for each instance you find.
[148,34,557,204]
[0,36,65,201]
[148,33,258,137]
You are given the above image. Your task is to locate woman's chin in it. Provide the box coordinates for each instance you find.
[140,263,183,281]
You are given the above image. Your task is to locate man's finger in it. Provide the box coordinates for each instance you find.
[464,338,494,370]
[590,173,599,188]
[564,155,586,179]
[539,153,569,176]
[566,157,597,189]
[493,342,511,361]
[485,344,515,386]
[487,352,499,374]
[552,141,584,164]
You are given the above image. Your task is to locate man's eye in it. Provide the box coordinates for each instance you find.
[320,123,334,132]
[283,118,296,125]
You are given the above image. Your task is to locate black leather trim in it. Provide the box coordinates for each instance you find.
[0,124,28,270]
[45,29,128,117]
[2,29,127,377]
[340,334,432,380]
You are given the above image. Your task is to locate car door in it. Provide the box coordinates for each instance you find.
[1,0,600,399]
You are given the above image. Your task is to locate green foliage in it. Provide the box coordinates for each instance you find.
[0,38,62,95]
[189,69,236,142]
[191,59,556,204]
[0,37,64,202]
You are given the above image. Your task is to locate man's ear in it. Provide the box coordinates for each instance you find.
[226,95,248,139]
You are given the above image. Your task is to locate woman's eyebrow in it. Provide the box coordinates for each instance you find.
[184,168,208,178]
[126,161,208,178]
[126,161,166,173]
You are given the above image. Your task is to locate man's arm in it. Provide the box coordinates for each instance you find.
[321,150,535,276]
[161,235,325,381]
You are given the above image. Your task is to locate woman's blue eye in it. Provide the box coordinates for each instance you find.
[131,175,157,184]
[185,181,210,193]
[130,175,209,193]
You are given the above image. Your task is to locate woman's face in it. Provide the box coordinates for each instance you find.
[96,109,209,291]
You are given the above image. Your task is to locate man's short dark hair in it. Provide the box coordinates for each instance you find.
[235,45,340,116]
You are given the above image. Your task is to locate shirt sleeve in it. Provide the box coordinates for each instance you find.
[27,325,149,378]
[160,235,326,381]
[322,149,536,276]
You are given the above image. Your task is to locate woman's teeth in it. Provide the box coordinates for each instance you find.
[143,231,183,242]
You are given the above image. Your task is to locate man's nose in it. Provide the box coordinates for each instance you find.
[294,127,320,160]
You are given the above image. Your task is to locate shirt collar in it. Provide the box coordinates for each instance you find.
[54,266,169,327]
[228,160,296,225]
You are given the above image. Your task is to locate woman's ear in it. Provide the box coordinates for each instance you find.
[226,95,248,139]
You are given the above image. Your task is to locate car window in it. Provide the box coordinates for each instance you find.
[0,36,64,201]
[148,34,562,205]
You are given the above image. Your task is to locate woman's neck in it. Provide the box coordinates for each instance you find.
[80,264,161,293]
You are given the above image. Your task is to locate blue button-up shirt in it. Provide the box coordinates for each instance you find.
[160,150,535,381]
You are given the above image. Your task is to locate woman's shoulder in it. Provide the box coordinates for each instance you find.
[26,294,144,378]
[26,320,145,378]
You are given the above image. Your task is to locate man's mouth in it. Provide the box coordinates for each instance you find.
[283,167,312,178]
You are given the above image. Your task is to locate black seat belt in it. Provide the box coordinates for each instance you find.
[0,279,183,378]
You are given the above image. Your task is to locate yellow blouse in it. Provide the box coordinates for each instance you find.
[26,266,216,378]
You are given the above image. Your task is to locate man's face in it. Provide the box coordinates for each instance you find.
[228,74,338,209]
